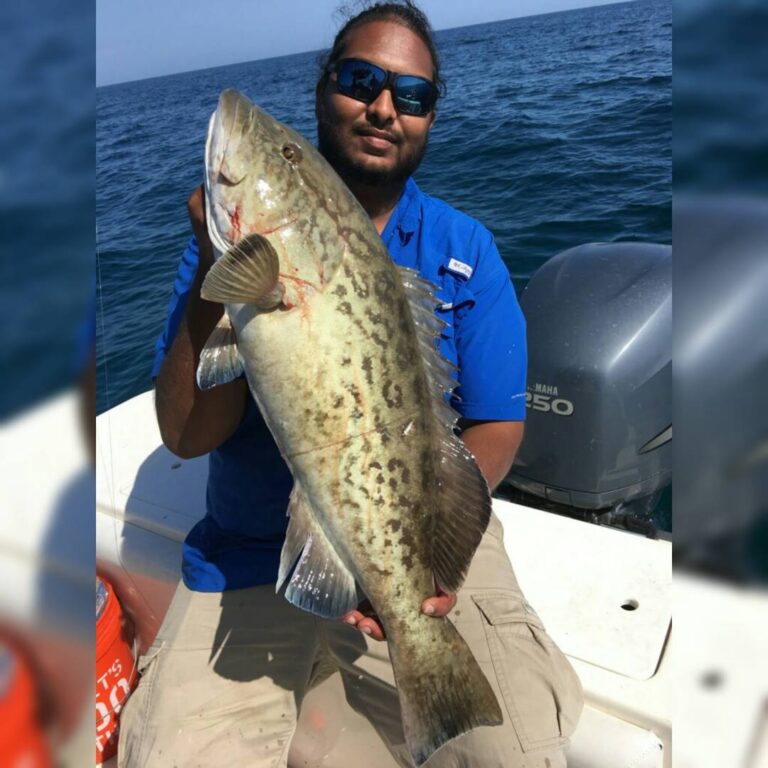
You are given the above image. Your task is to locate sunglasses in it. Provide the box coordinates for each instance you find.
[330,58,438,117]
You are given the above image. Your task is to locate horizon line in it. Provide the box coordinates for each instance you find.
[97,0,635,88]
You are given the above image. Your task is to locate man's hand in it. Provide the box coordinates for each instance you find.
[342,587,457,642]
[154,185,247,458]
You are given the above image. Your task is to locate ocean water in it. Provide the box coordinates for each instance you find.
[96,0,671,413]
[0,0,93,419]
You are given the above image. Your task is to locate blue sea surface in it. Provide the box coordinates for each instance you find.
[96,0,671,414]
[0,0,93,419]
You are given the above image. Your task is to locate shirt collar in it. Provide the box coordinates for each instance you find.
[381,177,422,251]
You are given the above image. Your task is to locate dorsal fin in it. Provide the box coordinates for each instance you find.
[398,268,458,431]
[397,267,492,594]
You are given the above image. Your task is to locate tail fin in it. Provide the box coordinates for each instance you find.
[390,618,503,766]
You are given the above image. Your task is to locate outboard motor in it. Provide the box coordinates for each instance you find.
[503,243,671,533]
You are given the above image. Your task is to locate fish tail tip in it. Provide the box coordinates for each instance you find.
[408,707,503,766]
[401,668,503,765]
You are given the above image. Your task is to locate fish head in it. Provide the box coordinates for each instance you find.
[205,89,351,287]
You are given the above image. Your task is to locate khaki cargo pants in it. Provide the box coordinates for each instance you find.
[117,513,583,767]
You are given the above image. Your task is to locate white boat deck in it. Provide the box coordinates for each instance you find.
[96,390,672,767]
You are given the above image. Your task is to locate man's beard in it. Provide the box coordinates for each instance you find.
[317,116,429,187]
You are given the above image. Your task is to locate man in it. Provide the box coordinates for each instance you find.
[118,2,582,766]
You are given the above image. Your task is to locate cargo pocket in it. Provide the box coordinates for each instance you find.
[472,592,583,753]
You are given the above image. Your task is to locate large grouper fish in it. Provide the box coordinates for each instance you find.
[197,89,502,765]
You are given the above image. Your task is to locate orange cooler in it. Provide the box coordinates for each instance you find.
[0,640,51,767]
[95,576,138,763]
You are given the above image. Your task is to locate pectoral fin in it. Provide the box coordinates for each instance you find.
[196,313,244,390]
[277,484,358,619]
[201,233,285,309]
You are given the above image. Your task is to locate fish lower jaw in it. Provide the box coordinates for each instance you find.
[207,217,232,257]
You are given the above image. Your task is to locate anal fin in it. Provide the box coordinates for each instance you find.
[277,484,358,619]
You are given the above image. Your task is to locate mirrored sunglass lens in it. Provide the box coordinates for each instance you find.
[338,61,386,101]
[394,76,435,115]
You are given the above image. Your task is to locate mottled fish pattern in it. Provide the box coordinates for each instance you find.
[197,90,502,766]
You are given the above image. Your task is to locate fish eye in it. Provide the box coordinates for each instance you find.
[281,142,303,164]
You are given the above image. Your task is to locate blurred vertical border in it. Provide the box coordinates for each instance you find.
[0,0,94,765]
[2,0,768,763]
[675,0,768,765]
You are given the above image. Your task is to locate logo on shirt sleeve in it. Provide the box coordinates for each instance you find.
[446,258,473,279]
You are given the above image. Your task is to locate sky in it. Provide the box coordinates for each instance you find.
[97,0,627,86]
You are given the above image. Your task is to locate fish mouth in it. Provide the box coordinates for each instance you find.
[205,91,250,184]
[204,91,253,255]
[204,113,228,255]
[203,91,300,256]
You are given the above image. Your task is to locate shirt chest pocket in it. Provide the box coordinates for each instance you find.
[434,279,475,362]
[471,592,584,753]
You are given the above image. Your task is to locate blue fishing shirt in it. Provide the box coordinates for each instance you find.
[152,178,526,592]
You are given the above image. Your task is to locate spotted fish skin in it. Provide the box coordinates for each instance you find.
[198,90,502,766]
